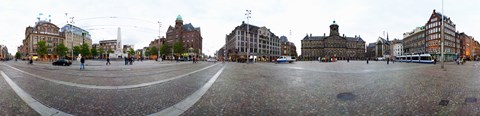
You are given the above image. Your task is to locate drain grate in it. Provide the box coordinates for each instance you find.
[337,92,355,100]
[439,100,449,106]
[465,97,477,103]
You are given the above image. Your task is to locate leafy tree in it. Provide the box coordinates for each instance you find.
[80,43,90,57]
[144,47,150,57]
[37,41,48,58]
[73,46,81,56]
[56,43,68,58]
[150,47,158,56]
[173,41,184,56]
[91,48,98,58]
[15,52,21,59]
[128,48,135,56]
[98,47,105,58]
[107,48,114,54]
[160,45,169,56]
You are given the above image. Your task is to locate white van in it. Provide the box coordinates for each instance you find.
[277,56,296,63]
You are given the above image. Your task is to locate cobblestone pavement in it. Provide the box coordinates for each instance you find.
[0,71,37,115]
[1,60,480,115]
[183,61,480,115]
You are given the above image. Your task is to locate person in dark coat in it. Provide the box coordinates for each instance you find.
[367,58,369,64]
[80,57,85,70]
[106,57,111,65]
[387,58,390,64]
[129,57,133,65]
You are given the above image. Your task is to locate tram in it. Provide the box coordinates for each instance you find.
[395,54,434,64]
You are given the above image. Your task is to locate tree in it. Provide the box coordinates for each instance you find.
[80,43,90,57]
[150,47,158,56]
[107,48,114,54]
[15,52,21,59]
[173,41,184,56]
[73,46,81,56]
[56,43,68,58]
[128,48,135,56]
[91,48,98,58]
[98,47,105,59]
[160,45,169,57]
[144,47,150,57]
[37,41,48,59]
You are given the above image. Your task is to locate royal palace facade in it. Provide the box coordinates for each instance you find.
[301,21,366,60]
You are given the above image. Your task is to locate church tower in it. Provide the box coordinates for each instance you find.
[175,15,184,42]
[329,21,339,36]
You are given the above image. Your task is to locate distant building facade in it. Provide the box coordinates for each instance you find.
[0,45,8,60]
[20,20,65,59]
[166,15,203,58]
[391,39,404,57]
[366,43,376,59]
[375,37,391,59]
[225,22,281,62]
[123,44,134,53]
[403,26,426,55]
[457,32,475,60]
[301,21,365,60]
[99,39,118,58]
[280,36,297,57]
[60,24,92,51]
[425,9,459,61]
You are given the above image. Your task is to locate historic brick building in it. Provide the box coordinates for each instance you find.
[457,32,476,60]
[301,21,365,60]
[280,36,297,57]
[166,15,203,58]
[20,20,65,60]
[425,9,459,61]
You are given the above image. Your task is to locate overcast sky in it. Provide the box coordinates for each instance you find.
[1,0,479,56]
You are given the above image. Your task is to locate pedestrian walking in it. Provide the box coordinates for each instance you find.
[124,57,128,65]
[106,57,111,65]
[434,58,437,65]
[367,58,369,64]
[387,58,390,64]
[130,57,133,65]
[347,57,350,62]
[29,58,33,65]
[80,57,85,70]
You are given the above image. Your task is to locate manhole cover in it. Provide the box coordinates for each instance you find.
[465,97,477,103]
[439,100,449,106]
[337,92,355,100]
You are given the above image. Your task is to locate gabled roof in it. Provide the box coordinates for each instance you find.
[367,43,376,48]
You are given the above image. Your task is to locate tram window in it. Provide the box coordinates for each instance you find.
[421,57,431,60]
[412,57,419,60]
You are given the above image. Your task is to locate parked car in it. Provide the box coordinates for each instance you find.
[52,59,72,66]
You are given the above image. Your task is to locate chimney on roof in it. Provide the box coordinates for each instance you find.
[310,33,312,37]
[324,33,326,36]
[355,35,357,38]
[343,34,345,37]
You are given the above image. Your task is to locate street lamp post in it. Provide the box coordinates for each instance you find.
[441,0,445,69]
[158,21,162,61]
[245,9,251,64]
